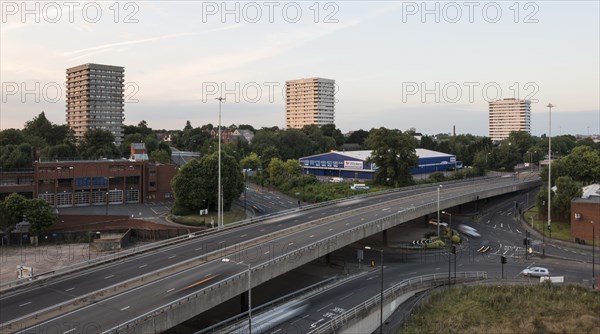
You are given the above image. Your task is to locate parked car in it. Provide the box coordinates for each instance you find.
[458,224,480,238]
[428,219,448,227]
[520,267,550,277]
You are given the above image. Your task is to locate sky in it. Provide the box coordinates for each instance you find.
[1,1,599,136]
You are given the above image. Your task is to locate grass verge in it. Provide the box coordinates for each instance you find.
[400,284,600,334]
[524,207,572,242]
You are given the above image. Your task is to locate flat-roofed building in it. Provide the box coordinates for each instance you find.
[286,77,335,129]
[66,63,125,144]
[488,98,531,141]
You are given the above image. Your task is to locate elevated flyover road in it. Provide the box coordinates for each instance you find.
[0,177,538,331]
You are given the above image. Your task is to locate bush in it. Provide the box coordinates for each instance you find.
[423,239,445,249]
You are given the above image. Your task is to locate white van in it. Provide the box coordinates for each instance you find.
[329,177,344,183]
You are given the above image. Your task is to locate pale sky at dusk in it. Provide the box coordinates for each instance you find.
[1,1,599,136]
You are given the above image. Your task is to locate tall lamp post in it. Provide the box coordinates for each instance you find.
[442,211,452,286]
[437,185,442,237]
[105,191,109,216]
[222,258,252,333]
[216,97,225,229]
[547,103,554,239]
[365,246,384,334]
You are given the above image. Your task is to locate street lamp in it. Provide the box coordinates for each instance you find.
[216,97,225,229]
[365,246,384,334]
[105,191,109,216]
[441,211,452,286]
[222,258,252,333]
[437,185,442,237]
[547,103,554,239]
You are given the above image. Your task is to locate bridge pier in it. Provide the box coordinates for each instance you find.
[382,230,388,247]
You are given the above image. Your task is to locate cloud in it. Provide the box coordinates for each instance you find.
[62,25,241,61]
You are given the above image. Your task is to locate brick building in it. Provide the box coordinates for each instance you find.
[570,184,600,243]
[0,160,176,206]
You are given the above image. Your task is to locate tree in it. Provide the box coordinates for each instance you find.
[366,127,418,187]
[22,111,52,144]
[150,149,171,163]
[346,129,369,147]
[78,129,119,159]
[240,152,261,170]
[490,143,520,171]
[561,146,600,184]
[507,131,536,160]
[0,193,28,245]
[267,158,286,184]
[171,152,243,214]
[171,160,206,214]
[320,124,345,147]
[553,176,582,221]
[0,143,33,168]
[0,129,25,146]
[25,198,57,236]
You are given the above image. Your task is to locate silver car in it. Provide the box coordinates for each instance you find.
[520,266,550,277]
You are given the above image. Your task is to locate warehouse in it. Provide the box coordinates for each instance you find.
[299,149,462,180]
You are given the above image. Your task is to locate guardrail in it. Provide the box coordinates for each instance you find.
[308,271,487,334]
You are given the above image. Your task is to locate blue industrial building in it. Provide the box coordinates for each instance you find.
[299,149,462,180]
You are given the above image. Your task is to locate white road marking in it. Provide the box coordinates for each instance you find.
[168,255,176,259]
[260,229,265,232]
[240,234,247,238]
[382,207,390,211]
[329,228,333,231]
[289,242,294,246]
[346,223,349,226]
[195,248,202,251]
[19,302,31,307]
[340,292,354,301]
[104,275,114,279]
[120,306,130,311]
[63,329,76,334]
[65,287,75,292]
[205,273,213,277]
[264,250,270,254]
[501,224,503,228]
[219,241,225,244]
[270,329,282,333]
[317,303,333,312]
[516,229,522,234]
[309,235,314,238]
[166,288,175,293]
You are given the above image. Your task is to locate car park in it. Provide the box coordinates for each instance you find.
[458,224,480,238]
[520,267,550,277]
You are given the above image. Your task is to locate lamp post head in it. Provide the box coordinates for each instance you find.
[364,246,372,250]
